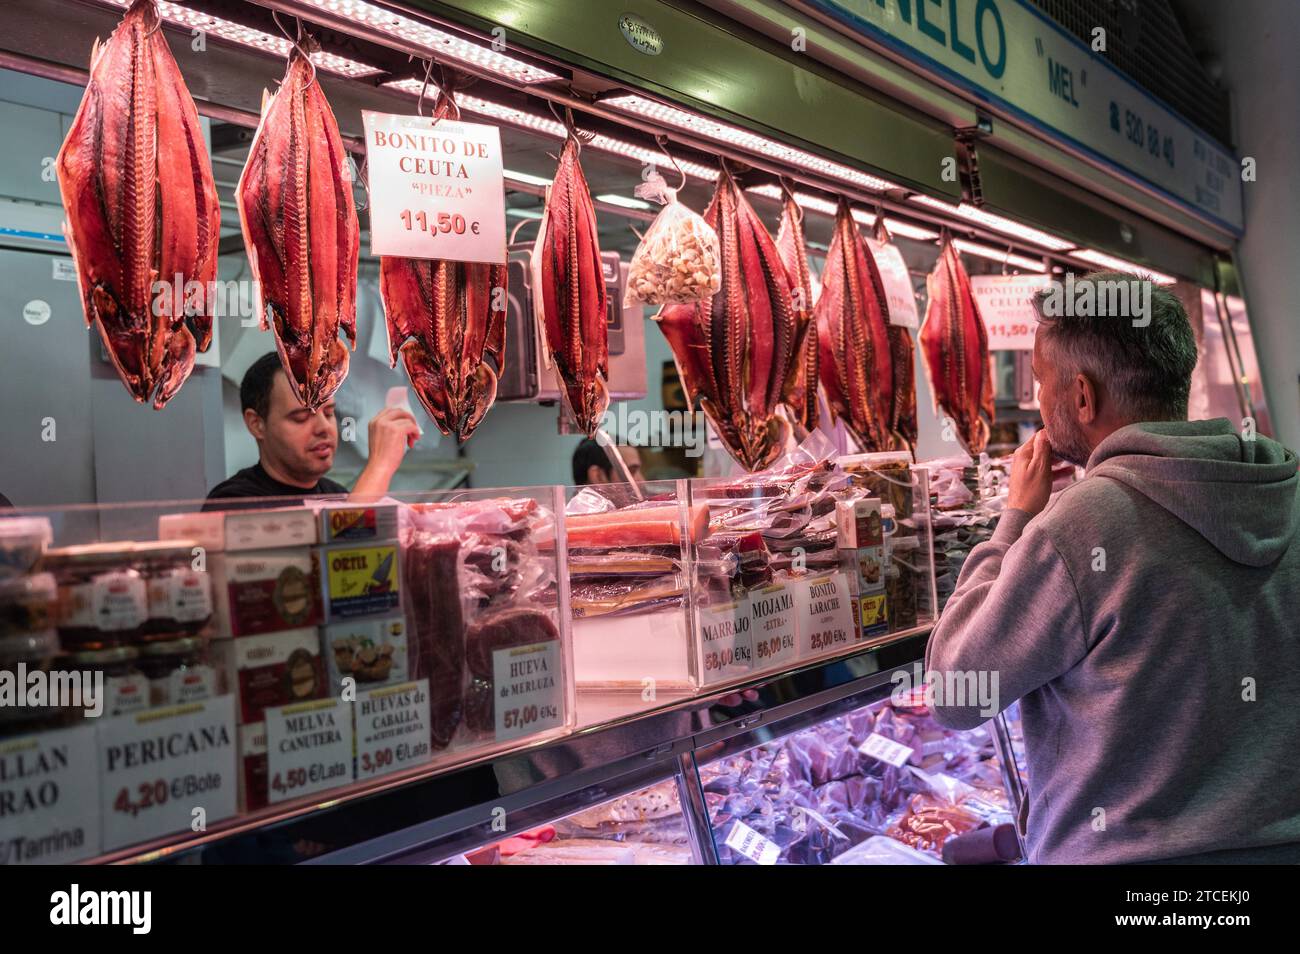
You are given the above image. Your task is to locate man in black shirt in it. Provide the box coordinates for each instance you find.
[206,353,419,508]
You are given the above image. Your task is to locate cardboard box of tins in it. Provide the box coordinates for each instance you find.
[212,627,327,724]
[211,549,322,639]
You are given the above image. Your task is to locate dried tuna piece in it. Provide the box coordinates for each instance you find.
[533,126,609,435]
[815,198,894,452]
[656,165,798,471]
[875,220,919,453]
[775,183,819,431]
[919,233,994,453]
[463,608,560,732]
[237,37,359,411]
[56,0,220,408]
[401,531,464,749]
[382,256,507,441]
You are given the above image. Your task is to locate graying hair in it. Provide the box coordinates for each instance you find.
[1031,270,1198,421]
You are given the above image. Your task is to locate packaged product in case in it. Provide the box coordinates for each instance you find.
[237,721,268,811]
[159,507,319,553]
[213,627,326,723]
[836,498,888,638]
[211,549,322,638]
[315,503,399,544]
[320,543,400,621]
[324,617,408,692]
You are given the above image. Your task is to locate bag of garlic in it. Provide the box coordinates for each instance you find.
[624,170,722,307]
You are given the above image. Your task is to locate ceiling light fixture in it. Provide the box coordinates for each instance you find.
[909,194,1076,251]
[595,194,652,210]
[1070,248,1177,284]
[604,94,901,194]
[746,184,939,242]
[952,239,1048,273]
[504,169,553,187]
[100,0,381,77]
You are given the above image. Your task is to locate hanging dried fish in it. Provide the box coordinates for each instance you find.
[919,232,994,453]
[532,118,609,435]
[874,220,918,453]
[237,32,359,411]
[814,198,893,452]
[56,0,220,408]
[775,181,818,432]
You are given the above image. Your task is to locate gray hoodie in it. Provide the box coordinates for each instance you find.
[925,419,1300,864]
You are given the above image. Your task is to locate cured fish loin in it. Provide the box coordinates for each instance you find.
[56,0,220,408]
[237,38,359,411]
[564,503,711,548]
[775,185,819,431]
[533,130,609,435]
[919,233,994,454]
[814,198,894,452]
[875,220,918,453]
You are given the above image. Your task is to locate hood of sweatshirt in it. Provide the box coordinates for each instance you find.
[1085,418,1299,567]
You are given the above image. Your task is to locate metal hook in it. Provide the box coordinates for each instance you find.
[142,0,163,38]
[1001,243,1013,275]
[655,135,687,192]
[778,176,804,225]
[272,10,317,90]
[416,57,435,117]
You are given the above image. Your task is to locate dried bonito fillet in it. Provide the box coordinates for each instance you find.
[532,123,609,435]
[56,0,220,408]
[775,183,818,431]
[237,35,359,411]
[815,198,894,452]
[919,233,994,454]
[656,165,799,471]
[875,220,919,453]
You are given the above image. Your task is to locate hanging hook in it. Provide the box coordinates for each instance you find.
[655,135,687,192]
[1001,243,1013,275]
[416,57,435,118]
[272,10,317,90]
[142,0,163,38]
[778,176,803,224]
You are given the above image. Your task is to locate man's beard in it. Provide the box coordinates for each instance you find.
[1045,399,1094,467]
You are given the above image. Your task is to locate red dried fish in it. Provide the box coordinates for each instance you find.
[56,0,220,408]
[875,221,918,453]
[237,38,359,411]
[533,130,609,435]
[564,504,710,548]
[381,257,507,441]
[919,233,994,453]
[814,198,893,452]
[775,185,818,431]
[656,166,797,471]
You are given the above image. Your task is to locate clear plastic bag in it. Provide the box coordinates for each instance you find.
[624,172,721,307]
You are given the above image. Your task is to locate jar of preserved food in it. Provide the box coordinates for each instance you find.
[138,636,216,707]
[135,542,213,640]
[0,516,52,580]
[0,571,56,639]
[67,645,149,717]
[42,544,148,649]
[0,626,62,736]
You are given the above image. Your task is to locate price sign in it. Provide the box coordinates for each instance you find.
[493,641,564,743]
[362,110,505,263]
[98,696,238,852]
[969,274,1052,351]
[356,680,433,780]
[696,598,753,686]
[0,724,100,864]
[748,582,797,671]
[724,820,781,865]
[264,698,355,804]
[859,731,915,768]
[795,572,856,657]
[867,237,920,328]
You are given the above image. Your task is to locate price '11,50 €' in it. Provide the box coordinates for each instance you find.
[399,209,481,237]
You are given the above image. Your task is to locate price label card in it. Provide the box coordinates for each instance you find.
[696,598,753,686]
[356,680,433,780]
[867,237,920,328]
[796,572,856,657]
[98,695,238,852]
[362,110,505,263]
[859,732,915,768]
[724,820,781,865]
[748,582,797,671]
[264,698,355,804]
[1,724,100,864]
[969,274,1051,350]
[493,641,564,743]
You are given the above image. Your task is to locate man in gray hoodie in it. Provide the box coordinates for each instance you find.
[925,272,1300,864]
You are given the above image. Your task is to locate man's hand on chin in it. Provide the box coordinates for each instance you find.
[350,408,422,499]
[1008,430,1058,517]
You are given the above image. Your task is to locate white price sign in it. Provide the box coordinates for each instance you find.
[362,110,506,263]
[697,598,753,685]
[493,641,564,743]
[356,680,433,779]
[867,237,920,328]
[796,572,856,657]
[0,724,100,864]
[265,698,355,804]
[859,731,915,768]
[748,582,797,670]
[970,274,1052,351]
[98,696,238,852]
[724,820,781,865]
